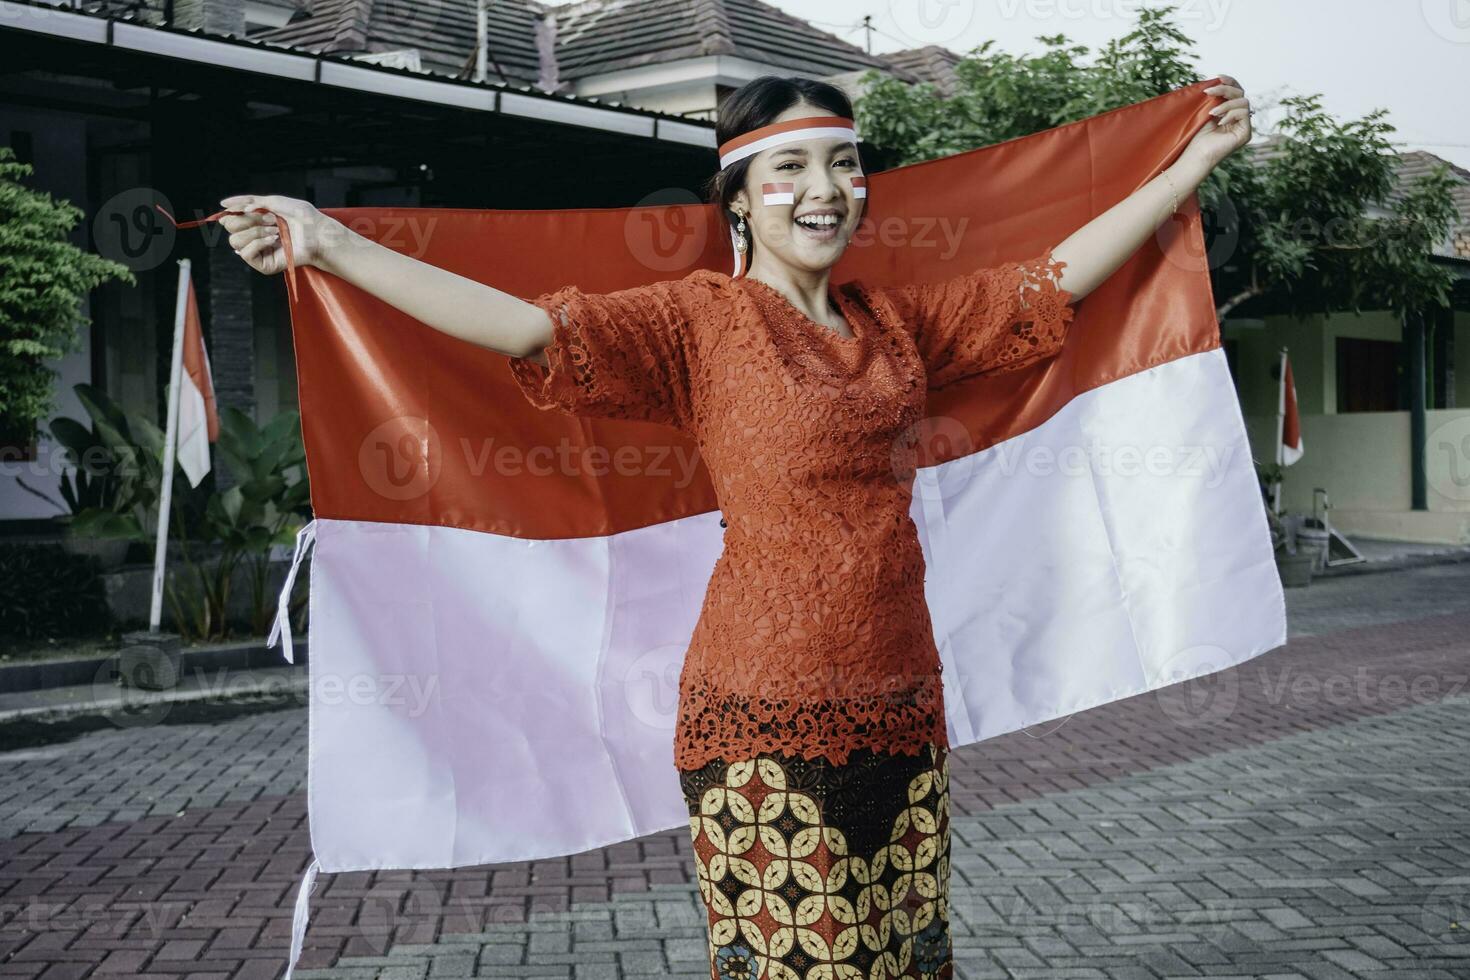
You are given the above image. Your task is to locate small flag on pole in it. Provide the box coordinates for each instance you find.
[148,259,219,632]
[1278,349,1303,466]
[177,276,219,488]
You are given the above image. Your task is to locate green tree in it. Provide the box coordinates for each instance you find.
[0,146,134,450]
[854,4,1458,324]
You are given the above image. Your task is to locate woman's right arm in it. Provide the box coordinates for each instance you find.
[218,194,552,364]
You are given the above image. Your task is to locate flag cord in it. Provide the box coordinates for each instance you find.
[282,856,321,980]
[268,519,318,664]
[154,205,300,305]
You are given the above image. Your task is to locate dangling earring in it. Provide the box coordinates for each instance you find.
[734,212,749,253]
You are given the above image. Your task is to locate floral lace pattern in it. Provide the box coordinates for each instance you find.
[871,251,1076,389]
[508,253,1075,770]
[508,278,697,428]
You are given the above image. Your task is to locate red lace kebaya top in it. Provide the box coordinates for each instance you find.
[509,253,1076,771]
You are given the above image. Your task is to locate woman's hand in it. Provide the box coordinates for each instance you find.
[217,194,341,275]
[213,194,553,357]
[1181,74,1252,175]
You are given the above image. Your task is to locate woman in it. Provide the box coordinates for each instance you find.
[221,73,1250,980]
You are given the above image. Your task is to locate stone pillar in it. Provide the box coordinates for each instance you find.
[151,93,254,492]
[1406,307,1426,511]
[206,246,254,417]
[1431,304,1455,410]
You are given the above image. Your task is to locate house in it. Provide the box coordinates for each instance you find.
[0,0,709,522]
[26,1,1465,545]
[0,0,934,527]
[1221,141,1470,544]
[248,0,920,119]
[855,44,962,97]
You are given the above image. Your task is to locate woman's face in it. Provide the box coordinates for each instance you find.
[731,101,866,277]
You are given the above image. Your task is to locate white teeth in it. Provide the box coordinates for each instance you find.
[796,214,840,228]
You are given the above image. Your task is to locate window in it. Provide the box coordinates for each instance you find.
[1335,336,1401,412]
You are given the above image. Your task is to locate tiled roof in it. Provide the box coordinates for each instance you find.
[84,0,314,32]
[250,0,308,24]
[1391,151,1470,260]
[879,45,962,96]
[1246,138,1470,260]
[253,0,549,84]
[549,0,907,82]
[249,0,910,88]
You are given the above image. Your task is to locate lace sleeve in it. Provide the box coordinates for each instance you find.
[879,251,1076,390]
[508,279,695,430]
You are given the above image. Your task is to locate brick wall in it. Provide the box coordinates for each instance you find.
[205,247,254,490]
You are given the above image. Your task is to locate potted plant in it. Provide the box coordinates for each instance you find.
[1255,459,1312,587]
[165,406,312,643]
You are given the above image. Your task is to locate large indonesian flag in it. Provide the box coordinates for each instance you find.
[212,78,1285,976]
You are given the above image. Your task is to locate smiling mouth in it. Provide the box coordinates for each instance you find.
[793,213,844,240]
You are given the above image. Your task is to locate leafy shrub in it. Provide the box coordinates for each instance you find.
[0,147,134,451]
[0,542,111,643]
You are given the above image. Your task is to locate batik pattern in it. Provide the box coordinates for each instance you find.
[679,743,952,980]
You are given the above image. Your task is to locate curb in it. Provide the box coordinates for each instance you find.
[0,637,302,694]
[1315,545,1470,579]
[0,661,308,728]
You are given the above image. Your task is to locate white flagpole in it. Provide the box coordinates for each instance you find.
[1273,347,1286,517]
[150,258,191,633]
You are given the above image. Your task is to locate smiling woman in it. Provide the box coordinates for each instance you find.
[702,78,872,333]
[215,65,1253,980]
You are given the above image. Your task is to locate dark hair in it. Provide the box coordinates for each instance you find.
[703,76,859,264]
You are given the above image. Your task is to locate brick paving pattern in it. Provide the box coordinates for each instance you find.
[0,562,1467,979]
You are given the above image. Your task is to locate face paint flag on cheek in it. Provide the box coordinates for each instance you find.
[762,182,795,206]
[851,175,868,199]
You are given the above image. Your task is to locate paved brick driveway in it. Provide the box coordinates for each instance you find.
[1,563,1467,980]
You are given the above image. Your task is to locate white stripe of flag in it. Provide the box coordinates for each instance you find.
[762,182,795,206]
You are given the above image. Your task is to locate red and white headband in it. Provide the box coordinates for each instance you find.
[718,115,866,277]
[717,114,859,170]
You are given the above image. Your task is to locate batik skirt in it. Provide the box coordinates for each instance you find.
[679,742,953,980]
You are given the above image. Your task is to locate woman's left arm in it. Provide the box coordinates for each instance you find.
[1050,75,1253,303]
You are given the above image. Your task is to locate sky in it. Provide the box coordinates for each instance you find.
[542,0,1470,172]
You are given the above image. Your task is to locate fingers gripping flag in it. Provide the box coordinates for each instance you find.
[173,78,1284,978]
